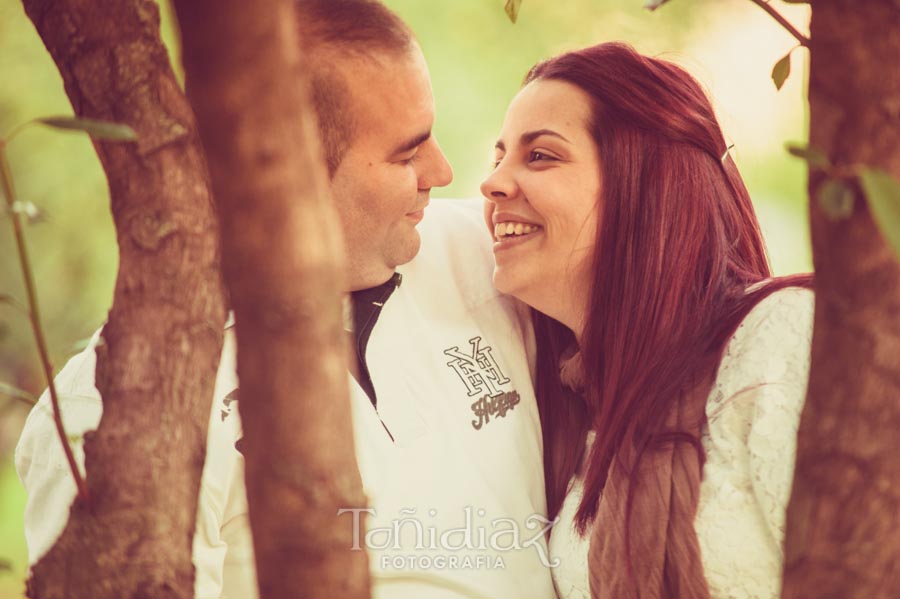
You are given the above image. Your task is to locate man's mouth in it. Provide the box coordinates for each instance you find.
[408,199,429,216]
[493,221,543,241]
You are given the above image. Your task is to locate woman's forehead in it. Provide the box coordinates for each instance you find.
[501,79,594,142]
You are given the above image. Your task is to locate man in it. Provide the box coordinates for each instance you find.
[16,1,556,598]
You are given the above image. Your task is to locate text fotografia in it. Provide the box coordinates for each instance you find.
[380,554,506,571]
[337,506,560,568]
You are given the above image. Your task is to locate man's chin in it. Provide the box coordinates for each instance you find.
[389,230,422,268]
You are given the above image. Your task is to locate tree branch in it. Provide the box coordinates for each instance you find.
[0,142,88,501]
[22,0,228,596]
[173,0,371,595]
[783,1,900,597]
[748,0,810,47]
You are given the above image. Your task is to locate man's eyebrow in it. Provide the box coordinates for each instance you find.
[494,129,571,153]
[391,131,432,156]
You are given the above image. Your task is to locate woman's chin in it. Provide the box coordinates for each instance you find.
[492,269,531,302]
[492,269,512,294]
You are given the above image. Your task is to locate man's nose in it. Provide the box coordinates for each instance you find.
[420,137,453,189]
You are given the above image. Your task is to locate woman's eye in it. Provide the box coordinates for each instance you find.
[529,150,555,163]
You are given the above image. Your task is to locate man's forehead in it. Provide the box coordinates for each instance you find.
[338,47,435,145]
[324,43,421,79]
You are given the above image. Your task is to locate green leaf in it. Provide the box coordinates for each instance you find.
[0,293,28,314]
[859,168,900,259]
[772,51,792,90]
[817,179,855,221]
[504,0,522,23]
[0,381,38,406]
[36,117,137,141]
[643,0,672,10]
[786,143,831,170]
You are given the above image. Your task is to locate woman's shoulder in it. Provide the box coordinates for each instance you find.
[736,286,814,339]
[707,286,814,419]
[698,286,814,566]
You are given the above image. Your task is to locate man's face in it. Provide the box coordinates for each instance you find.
[330,45,453,291]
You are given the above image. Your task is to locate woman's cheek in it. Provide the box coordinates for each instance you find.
[483,200,494,235]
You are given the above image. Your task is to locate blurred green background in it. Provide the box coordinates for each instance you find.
[0,0,811,595]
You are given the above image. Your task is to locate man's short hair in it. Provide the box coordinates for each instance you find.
[295,0,415,176]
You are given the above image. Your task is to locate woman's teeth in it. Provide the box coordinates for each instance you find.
[494,222,541,240]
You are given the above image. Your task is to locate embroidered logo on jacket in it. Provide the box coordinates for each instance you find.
[443,336,520,430]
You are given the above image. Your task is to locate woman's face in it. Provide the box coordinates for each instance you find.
[481,78,602,328]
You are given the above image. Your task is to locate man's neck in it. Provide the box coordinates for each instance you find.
[348,271,396,293]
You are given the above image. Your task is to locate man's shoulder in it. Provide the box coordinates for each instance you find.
[423,197,484,220]
[19,328,105,438]
[17,324,243,461]
[404,198,498,304]
[418,198,488,247]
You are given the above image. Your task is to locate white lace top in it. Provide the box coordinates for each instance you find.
[549,287,814,599]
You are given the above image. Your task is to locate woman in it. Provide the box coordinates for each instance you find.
[481,42,813,599]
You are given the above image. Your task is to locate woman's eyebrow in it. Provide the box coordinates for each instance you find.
[520,129,571,145]
[494,128,572,152]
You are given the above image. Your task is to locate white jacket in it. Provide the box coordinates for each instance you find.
[16,199,556,599]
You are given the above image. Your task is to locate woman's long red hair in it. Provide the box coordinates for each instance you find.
[528,43,812,531]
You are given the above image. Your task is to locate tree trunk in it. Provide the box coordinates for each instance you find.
[783,1,900,597]
[172,1,371,597]
[21,0,227,598]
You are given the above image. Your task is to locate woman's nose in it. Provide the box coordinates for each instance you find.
[480,163,517,202]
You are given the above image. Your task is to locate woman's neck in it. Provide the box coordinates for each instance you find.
[525,282,590,347]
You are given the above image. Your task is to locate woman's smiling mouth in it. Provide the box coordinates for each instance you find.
[493,221,543,242]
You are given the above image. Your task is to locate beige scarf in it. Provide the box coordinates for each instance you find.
[574,357,711,599]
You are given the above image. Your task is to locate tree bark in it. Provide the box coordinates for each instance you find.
[21,0,227,598]
[172,1,371,597]
[783,1,900,597]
